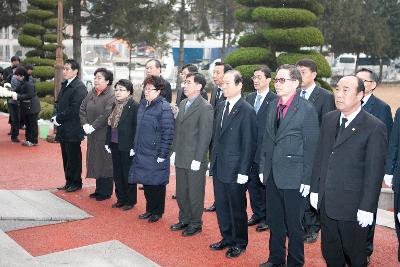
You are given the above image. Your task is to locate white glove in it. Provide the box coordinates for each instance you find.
[237,174,248,184]
[130,149,135,156]
[397,212,400,223]
[310,192,318,209]
[51,116,61,126]
[299,184,310,197]
[170,152,176,166]
[157,157,165,163]
[104,145,111,154]
[259,173,264,184]
[357,209,374,227]
[11,92,17,100]
[83,124,95,135]
[191,160,201,171]
[384,174,393,187]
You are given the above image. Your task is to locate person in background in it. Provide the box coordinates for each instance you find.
[0,67,4,86]
[176,64,208,107]
[140,59,172,103]
[8,64,20,142]
[4,56,20,83]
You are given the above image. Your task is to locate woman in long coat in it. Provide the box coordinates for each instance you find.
[129,75,174,223]
[80,68,115,201]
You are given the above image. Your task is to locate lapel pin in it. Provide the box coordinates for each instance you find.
[352,128,355,131]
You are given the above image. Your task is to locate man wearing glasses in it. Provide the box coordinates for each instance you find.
[258,64,319,267]
[245,66,277,233]
[355,68,393,263]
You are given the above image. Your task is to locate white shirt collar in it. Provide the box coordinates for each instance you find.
[225,94,241,113]
[67,76,77,87]
[300,82,316,100]
[362,93,372,106]
[340,106,362,128]
[257,88,269,98]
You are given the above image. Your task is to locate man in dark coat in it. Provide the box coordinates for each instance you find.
[310,75,387,267]
[176,64,208,107]
[53,59,88,192]
[245,66,277,233]
[296,59,336,244]
[140,59,172,103]
[3,56,20,83]
[209,70,257,259]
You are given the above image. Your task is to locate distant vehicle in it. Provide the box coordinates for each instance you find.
[81,66,97,91]
[331,53,390,77]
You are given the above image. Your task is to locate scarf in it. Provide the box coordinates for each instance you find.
[108,97,130,128]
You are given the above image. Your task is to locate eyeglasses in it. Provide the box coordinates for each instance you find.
[144,86,157,92]
[251,75,265,81]
[363,79,374,83]
[113,89,127,92]
[273,78,297,84]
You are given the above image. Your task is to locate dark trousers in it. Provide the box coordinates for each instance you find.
[24,113,38,144]
[213,177,248,249]
[95,177,113,197]
[176,165,206,227]
[60,142,82,187]
[303,195,321,235]
[247,162,267,223]
[8,102,19,139]
[395,193,400,262]
[143,185,166,216]
[110,143,137,206]
[366,213,377,256]
[320,198,369,267]
[266,175,305,267]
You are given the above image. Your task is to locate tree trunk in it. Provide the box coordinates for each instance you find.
[176,0,185,91]
[128,43,132,81]
[379,57,383,82]
[72,0,82,76]
[221,0,227,60]
[355,52,360,73]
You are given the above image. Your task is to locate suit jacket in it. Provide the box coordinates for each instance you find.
[386,108,400,195]
[311,109,387,221]
[15,80,41,115]
[246,90,278,164]
[211,98,257,183]
[106,98,139,152]
[363,94,393,135]
[259,95,319,189]
[172,96,214,169]
[297,86,335,126]
[210,86,226,109]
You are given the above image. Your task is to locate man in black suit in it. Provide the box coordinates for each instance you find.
[245,66,277,233]
[296,59,335,244]
[53,59,88,192]
[141,59,172,103]
[209,70,257,258]
[204,62,233,212]
[356,68,393,262]
[258,64,320,267]
[176,64,208,106]
[310,75,387,267]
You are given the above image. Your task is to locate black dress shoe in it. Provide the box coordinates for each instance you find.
[171,194,176,199]
[95,195,111,201]
[182,226,202,236]
[170,222,188,231]
[11,138,20,143]
[112,202,124,208]
[204,203,216,212]
[89,192,98,198]
[57,184,69,190]
[139,212,152,219]
[209,240,229,250]
[304,232,319,243]
[248,216,261,226]
[121,205,134,211]
[65,185,82,192]
[226,247,245,258]
[139,186,144,190]
[256,222,269,232]
[148,214,161,223]
[259,262,286,267]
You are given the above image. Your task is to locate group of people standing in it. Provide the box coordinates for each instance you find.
[51,56,398,267]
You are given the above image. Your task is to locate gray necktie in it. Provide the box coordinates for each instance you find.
[301,90,307,99]
[254,94,262,114]
[184,101,191,112]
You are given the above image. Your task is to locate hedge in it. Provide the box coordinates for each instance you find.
[32,66,54,80]
[235,7,253,22]
[40,95,54,104]
[22,23,46,35]
[25,49,44,58]
[261,27,324,48]
[38,101,54,119]
[236,0,324,15]
[316,78,332,92]
[43,33,57,43]
[18,34,42,48]
[26,8,54,20]
[238,33,268,48]
[252,7,317,27]
[36,81,54,96]
[276,51,332,77]
[42,43,57,52]
[46,51,68,60]
[43,18,58,28]
[225,47,272,68]
[24,57,55,67]
[30,0,57,9]
[234,64,265,93]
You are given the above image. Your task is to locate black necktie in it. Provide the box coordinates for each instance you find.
[276,104,286,129]
[336,117,348,140]
[216,88,222,100]
[221,101,230,128]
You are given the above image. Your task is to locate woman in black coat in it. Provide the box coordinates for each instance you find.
[106,79,139,210]
[13,66,40,146]
[128,75,174,223]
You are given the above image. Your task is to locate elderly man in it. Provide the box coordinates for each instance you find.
[258,64,319,267]
[140,59,172,103]
[310,75,387,267]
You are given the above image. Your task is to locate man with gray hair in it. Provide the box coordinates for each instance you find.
[258,64,319,267]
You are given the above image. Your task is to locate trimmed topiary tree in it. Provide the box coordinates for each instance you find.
[18,0,58,94]
[226,0,331,91]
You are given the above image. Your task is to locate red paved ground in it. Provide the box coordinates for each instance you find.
[0,114,398,266]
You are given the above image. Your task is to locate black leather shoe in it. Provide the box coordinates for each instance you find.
[248,216,261,226]
[148,214,161,223]
[182,226,202,236]
[139,186,144,190]
[204,203,216,212]
[95,195,111,201]
[209,240,229,250]
[171,194,176,199]
[226,247,245,258]
[259,262,286,267]
[304,232,319,243]
[112,202,124,208]
[65,185,82,192]
[11,138,20,143]
[170,222,188,231]
[89,192,98,198]
[122,205,134,211]
[256,222,269,232]
[57,184,69,190]
[139,212,152,219]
